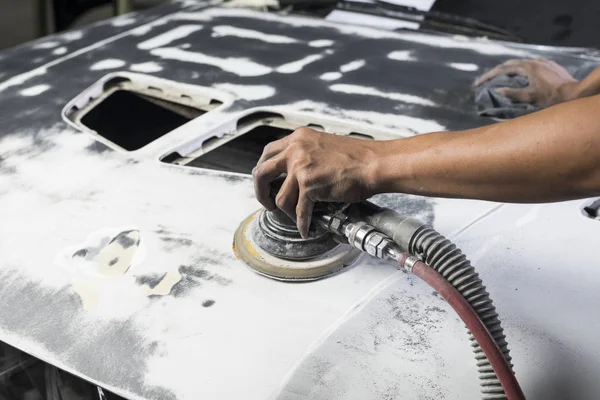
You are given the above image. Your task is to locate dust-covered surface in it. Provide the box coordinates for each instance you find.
[0,1,599,399]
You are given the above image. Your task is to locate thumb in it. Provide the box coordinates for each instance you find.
[495,87,535,103]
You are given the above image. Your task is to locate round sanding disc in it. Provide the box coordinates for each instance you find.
[233,209,362,281]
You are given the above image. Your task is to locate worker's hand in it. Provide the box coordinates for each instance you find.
[253,128,380,238]
[475,58,580,108]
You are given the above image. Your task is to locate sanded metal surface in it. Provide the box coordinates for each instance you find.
[0,1,599,399]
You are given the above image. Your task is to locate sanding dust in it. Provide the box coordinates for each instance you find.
[141,268,183,296]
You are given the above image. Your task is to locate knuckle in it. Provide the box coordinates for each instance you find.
[293,127,314,139]
[262,142,275,155]
[297,171,310,187]
[252,165,262,179]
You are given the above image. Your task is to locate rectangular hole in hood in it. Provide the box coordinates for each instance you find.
[64,74,223,151]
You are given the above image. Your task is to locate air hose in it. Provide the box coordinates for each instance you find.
[407,226,520,399]
[399,253,525,400]
[321,202,526,400]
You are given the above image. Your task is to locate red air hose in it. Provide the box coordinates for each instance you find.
[400,255,526,400]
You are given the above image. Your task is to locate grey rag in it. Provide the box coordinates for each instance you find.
[475,61,600,119]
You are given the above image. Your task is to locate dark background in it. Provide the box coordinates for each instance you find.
[1,0,599,50]
[433,0,600,48]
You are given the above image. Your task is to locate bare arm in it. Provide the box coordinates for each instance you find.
[253,94,600,237]
[373,94,600,202]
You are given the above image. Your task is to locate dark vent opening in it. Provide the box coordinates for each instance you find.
[161,151,183,163]
[81,90,204,151]
[186,125,292,174]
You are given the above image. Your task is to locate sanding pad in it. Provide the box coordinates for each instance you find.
[233,209,362,281]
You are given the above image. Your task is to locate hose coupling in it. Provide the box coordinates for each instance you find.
[398,253,420,273]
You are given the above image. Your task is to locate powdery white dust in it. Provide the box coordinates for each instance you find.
[90,59,126,71]
[309,39,334,47]
[130,62,163,73]
[138,25,203,50]
[150,47,272,76]
[276,54,323,74]
[320,72,342,81]
[19,84,51,97]
[212,25,297,44]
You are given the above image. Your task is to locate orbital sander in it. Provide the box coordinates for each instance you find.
[233,180,527,400]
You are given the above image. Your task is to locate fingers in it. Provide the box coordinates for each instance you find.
[296,191,315,240]
[258,136,289,164]
[253,155,287,210]
[494,87,535,103]
[275,175,299,221]
[475,61,527,86]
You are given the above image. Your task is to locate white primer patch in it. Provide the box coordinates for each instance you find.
[131,25,154,36]
[213,83,275,100]
[0,68,47,92]
[151,47,272,76]
[448,62,479,71]
[138,25,203,50]
[330,84,436,107]
[19,84,51,97]
[276,54,323,74]
[90,59,126,71]
[399,33,530,56]
[320,72,342,81]
[33,41,60,49]
[61,30,83,41]
[175,8,400,39]
[287,100,445,133]
[52,47,68,55]
[339,59,365,73]
[212,25,298,43]
[112,17,137,27]
[388,50,416,61]
[0,9,177,94]
[130,62,163,73]
[309,39,334,47]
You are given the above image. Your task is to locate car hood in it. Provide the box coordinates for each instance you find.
[0,2,599,399]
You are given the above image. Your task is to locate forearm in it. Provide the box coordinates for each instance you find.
[372,94,600,202]
[563,66,600,101]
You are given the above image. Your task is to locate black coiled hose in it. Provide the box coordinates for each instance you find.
[409,226,513,400]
